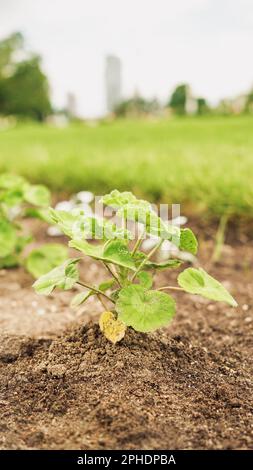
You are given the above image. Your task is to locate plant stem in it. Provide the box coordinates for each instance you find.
[97,294,108,310]
[211,212,229,264]
[157,286,184,292]
[76,280,115,303]
[103,262,122,287]
[131,239,163,281]
[131,228,145,256]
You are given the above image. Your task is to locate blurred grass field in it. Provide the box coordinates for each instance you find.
[0,115,252,219]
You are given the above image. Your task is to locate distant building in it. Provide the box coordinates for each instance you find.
[185,86,198,115]
[66,92,77,118]
[105,55,122,113]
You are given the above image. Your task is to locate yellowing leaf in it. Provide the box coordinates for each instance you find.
[99,311,126,344]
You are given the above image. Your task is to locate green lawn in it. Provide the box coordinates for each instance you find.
[0,116,252,219]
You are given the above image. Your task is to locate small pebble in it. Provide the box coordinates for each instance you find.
[242,304,249,311]
[245,317,252,324]
[37,308,46,316]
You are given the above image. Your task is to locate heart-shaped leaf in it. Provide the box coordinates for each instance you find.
[178,267,237,307]
[137,271,153,289]
[99,311,126,344]
[33,258,80,295]
[116,285,176,332]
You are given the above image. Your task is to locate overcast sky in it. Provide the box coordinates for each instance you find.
[1,0,253,117]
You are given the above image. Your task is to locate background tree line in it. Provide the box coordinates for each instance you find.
[0,32,51,121]
[0,32,253,121]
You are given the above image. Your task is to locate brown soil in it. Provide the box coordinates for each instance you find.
[0,221,252,450]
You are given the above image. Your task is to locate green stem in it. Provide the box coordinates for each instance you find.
[76,280,115,303]
[212,212,229,264]
[103,262,122,287]
[157,286,183,292]
[97,293,108,310]
[131,239,163,281]
[131,228,145,256]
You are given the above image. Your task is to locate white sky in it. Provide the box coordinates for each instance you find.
[1,0,253,117]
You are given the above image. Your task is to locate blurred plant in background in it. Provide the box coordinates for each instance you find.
[0,173,67,277]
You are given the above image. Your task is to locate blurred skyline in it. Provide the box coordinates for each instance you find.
[1,0,253,117]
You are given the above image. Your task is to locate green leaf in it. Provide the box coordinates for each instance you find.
[0,189,24,207]
[116,285,176,332]
[69,238,104,257]
[24,184,51,207]
[111,288,121,301]
[33,258,80,295]
[133,251,181,270]
[49,208,133,240]
[101,189,150,210]
[178,268,237,307]
[49,208,76,237]
[179,228,198,254]
[146,259,182,270]
[70,239,136,271]
[0,173,26,190]
[98,279,115,292]
[117,204,180,243]
[0,254,19,268]
[103,240,136,270]
[0,219,17,257]
[15,235,33,253]
[26,243,68,278]
[71,290,93,307]
[137,271,153,289]
[102,190,183,245]
[25,207,52,223]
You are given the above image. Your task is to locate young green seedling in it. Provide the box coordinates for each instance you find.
[0,173,67,277]
[33,190,237,343]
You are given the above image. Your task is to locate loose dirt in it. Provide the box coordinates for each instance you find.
[0,220,252,449]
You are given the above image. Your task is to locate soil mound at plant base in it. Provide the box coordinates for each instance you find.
[0,323,252,450]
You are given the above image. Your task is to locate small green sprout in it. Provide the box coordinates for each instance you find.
[33,189,237,342]
[0,173,67,277]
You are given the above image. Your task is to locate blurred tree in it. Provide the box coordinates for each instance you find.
[0,32,51,121]
[196,97,210,115]
[114,96,160,117]
[245,89,253,113]
[168,84,188,115]
[0,32,24,78]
